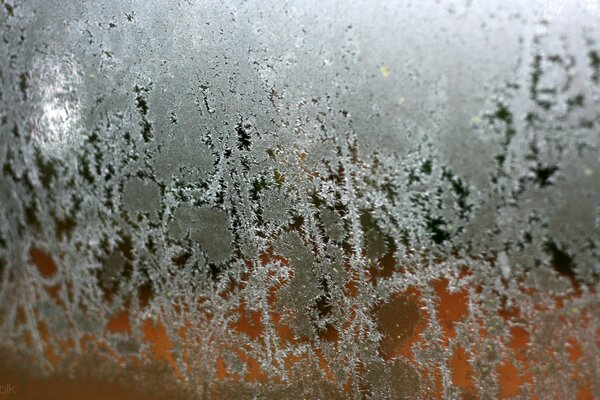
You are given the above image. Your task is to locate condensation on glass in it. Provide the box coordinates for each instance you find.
[0,0,599,399]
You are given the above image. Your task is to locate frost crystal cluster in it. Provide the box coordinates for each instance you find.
[1,1,599,399]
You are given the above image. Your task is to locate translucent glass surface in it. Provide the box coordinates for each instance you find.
[1,1,599,398]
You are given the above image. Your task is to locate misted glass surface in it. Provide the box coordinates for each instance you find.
[1,1,599,399]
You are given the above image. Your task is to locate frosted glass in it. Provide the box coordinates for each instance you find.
[1,1,599,398]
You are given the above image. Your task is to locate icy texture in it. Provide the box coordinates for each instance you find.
[1,0,599,398]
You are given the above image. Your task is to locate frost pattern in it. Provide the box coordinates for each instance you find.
[1,1,599,399]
